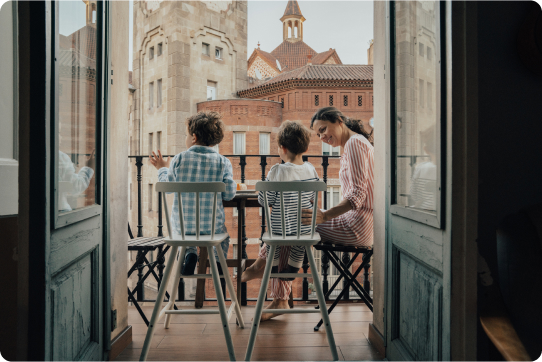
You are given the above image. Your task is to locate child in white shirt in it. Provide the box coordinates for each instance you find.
[244,120,319,321]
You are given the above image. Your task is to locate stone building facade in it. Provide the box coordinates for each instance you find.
[128,0,248,238]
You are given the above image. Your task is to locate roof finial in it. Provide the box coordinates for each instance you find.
[258,41,260,49]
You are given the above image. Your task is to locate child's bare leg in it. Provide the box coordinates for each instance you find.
[260,298,290,321]
[241,256,266,282]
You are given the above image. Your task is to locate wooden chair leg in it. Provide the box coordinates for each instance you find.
[164,247,186,329]
[245,245,277,362]
[195,247,208,308]
[306,246,339,361]
[140,246,178,361]
[208,247,236,361]
[216,245,245,329]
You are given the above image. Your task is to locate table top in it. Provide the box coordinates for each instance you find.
[231,191,258,199]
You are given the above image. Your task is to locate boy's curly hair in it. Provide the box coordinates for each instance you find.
[277,120,311,155]
[186,111,225,146]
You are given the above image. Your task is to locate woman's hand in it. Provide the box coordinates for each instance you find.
[302,207,326,225]
[149,150,170,170]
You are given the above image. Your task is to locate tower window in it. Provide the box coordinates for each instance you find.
[343,95,348,106]
[280,98,284,108]
[358,95,363,106]
[157,79,162,107]
[149,47,154,60]
[419,42,424,57]
[329,95,333,106]
[215,47,222,59]
[158,43,162,56]
[202,43,210,56]
[315,95,319,106]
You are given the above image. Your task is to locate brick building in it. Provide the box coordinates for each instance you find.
[195,0,375,298]
[247,0,342,81]
[128,0,374,302]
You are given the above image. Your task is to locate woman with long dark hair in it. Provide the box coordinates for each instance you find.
[242,107,374,318]
[302,106,374,247]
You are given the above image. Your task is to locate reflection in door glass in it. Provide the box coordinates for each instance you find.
[395,1,439,213]
[57,1,98,212]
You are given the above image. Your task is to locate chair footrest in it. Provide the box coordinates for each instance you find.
[269,273,312,279]
[264,309,320,314]
[164,309,220,315]
[181,274,225,279]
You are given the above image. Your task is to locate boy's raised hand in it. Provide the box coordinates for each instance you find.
[149,150,170,170]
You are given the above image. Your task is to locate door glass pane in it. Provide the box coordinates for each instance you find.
[57,1,98,212]
[394,0,439,213]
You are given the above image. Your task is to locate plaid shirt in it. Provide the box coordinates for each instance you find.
[158,145,236,236]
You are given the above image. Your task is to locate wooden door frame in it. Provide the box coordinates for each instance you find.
[376,1,478,359]
[16,2,112,359]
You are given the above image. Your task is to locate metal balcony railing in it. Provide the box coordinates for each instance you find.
[128,154,370,304]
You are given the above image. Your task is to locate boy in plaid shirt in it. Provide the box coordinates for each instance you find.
[150,112,236,275]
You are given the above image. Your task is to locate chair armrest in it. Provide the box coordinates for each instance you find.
[479,284,531,361]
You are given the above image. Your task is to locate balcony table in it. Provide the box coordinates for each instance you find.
[194,191,260,308]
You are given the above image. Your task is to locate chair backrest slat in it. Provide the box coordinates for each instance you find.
[162,192,173,238]
[255,181,327,240]
[263,191,273,236]
[195,192,200,240]
[311,191,319,238]
[280,191,286,239]
[297,191,302,239]
[211,192,217,239]
[156,182,226,240]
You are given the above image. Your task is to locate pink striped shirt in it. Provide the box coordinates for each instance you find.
[337,134,374,245]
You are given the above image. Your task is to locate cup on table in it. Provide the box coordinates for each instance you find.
[237,183,247,191]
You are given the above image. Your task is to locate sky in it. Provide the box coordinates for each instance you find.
[129,0,374,70]
[247,1,373,65]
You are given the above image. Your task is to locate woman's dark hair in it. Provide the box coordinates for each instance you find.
[310,107,372,143]
[186,111,225,146]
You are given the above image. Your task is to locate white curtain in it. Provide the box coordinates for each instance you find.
[234,133,245,155]
[259,133,270,155]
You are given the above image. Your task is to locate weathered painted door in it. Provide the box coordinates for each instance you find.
[385,1,452,360]
[44,1,110,360]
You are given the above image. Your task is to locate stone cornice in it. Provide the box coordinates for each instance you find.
[237,79,373,98]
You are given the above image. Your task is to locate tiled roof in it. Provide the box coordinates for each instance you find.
[270,40,318,71]
[312,49,342,65]
[283,0,303,17]
[255,64,373,87]
[237,64,373,98]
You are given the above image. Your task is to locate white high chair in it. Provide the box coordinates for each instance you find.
[244,181,338,361]
[140,182,245,361]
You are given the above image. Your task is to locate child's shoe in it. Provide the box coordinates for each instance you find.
[181,253,198,276]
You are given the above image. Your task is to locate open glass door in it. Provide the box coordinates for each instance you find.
[45,1,108,359]
[385,1,451,360]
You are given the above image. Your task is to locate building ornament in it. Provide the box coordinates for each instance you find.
[238,79,373,98]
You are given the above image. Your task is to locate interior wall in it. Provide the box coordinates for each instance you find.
[476,1,542,359]
[371,0,387,337]
[0,217,18,361]
[109,0,130,341]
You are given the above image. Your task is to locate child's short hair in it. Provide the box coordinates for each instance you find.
[277,120,311,155]
[186,111,225,146]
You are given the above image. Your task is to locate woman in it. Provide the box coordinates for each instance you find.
[303,107,374,246]
[242,107,374,320]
